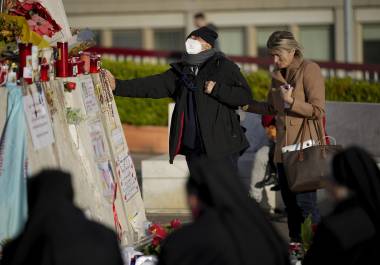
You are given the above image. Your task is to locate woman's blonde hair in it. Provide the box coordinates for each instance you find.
[266,31,303,57]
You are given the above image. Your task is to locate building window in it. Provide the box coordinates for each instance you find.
[112,30,143,49]
[257,26,288,58]
[218,27,245,55]
[363,24,380,64]
[91,30,101,46]
[299,25,334,61]
[154,29,185,51]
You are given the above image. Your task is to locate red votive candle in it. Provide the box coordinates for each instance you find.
[40,63,49,82]
[56,42,69,77]
[90,54,101,73]
[77,60,84,75]
[18,43,32,81]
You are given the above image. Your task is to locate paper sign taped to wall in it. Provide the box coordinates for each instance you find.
[88,119,106,160]
[23,87,55,150]
[116,152,139,202]
[80,76,99,116]
[111,128,124,151]
[97,161,115,199]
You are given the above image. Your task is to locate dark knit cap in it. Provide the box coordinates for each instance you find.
[187,26,218,47]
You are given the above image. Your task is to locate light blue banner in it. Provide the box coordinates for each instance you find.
[0,85,28,242]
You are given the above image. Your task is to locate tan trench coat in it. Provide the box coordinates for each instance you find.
[248,56,326,163]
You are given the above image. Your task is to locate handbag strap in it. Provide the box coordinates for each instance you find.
[298,118,326,160]
[313,119,327,158]
[297,118,308,161]
[313,119,325,145]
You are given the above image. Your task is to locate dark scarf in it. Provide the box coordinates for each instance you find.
[180,49,216,151]
[181,48,216,66]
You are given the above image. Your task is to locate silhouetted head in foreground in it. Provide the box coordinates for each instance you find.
[159,157,290,265]
[1,170,123,265]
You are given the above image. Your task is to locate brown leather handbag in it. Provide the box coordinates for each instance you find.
[282,118,342,192]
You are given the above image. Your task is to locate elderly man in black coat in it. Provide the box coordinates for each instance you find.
[105,27,252,171]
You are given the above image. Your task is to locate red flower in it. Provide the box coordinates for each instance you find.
[170,219,182,229]
[9,1,62,37]
[151,237,160,248]
[28,14,55,37]
[20,0,34,11]
[64,82,76,91]
[33,2,61,32]
[289,242,302,252]
[148,223,167,240]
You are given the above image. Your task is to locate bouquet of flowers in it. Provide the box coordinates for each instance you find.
[0,16,22,43]
[0,0,56,58]
[9,0,61,38]
[143,219,182,256]
[0,13,50,60]
[0,14,22,58]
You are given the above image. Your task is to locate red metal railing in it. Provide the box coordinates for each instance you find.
[88,47,380,82]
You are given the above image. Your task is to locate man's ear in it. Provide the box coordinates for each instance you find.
[203,43,212,51]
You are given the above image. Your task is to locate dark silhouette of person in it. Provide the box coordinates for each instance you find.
[303,147,380,265]
[1,170,124,265]
[158,157,290,265]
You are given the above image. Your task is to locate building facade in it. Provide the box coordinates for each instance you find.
[62,0,380,63]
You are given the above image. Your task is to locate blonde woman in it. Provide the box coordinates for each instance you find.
[247,31,325,242]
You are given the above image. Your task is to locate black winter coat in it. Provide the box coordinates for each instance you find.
[115,53,253,163]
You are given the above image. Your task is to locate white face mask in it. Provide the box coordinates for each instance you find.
[185,38,203,54]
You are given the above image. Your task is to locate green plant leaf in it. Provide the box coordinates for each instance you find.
[301,215,313,253]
